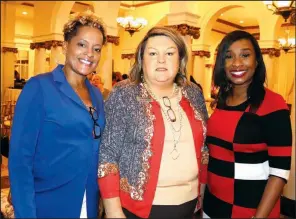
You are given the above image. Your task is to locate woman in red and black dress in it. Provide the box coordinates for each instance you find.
[203,30,292,218]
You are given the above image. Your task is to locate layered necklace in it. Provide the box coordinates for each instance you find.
[143,82,183,160]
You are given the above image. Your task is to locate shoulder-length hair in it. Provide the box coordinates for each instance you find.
[129,26,188,86]
[211,30,266,113]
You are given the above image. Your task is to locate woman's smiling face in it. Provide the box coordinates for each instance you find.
[224,39,257,87]
[63,26,104,76]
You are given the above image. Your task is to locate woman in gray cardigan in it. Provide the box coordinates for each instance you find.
[98,26,208,219]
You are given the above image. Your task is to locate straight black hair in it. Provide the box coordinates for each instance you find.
[211,30,266,113]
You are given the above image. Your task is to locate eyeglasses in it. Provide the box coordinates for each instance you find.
[162,96,176,122]
[89,107,101,139]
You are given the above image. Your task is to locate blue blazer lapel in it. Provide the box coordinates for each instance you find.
[85,79,98,109]
[52,65,86,109]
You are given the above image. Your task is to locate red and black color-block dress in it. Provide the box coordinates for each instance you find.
[203,88,292,218]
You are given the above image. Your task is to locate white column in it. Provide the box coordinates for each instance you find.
[123,55,134,75]
[101,42,113,90]
[192,55,205,86]
[2,49,17,90]
[258,41,280,93]
[1,2,16,100]
[28,49,35,78]
[262,52,277,92]
[34,47,46,75]
[182,35,193,79]
[192,48,211,97]
[204,64,213,100]
[50,46,63,71]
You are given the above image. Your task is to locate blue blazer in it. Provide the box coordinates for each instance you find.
[9,65,105,218]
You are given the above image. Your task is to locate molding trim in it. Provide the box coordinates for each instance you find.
[107,35,119,46]
[2,47,18,53]
[216,18,294,33]
[32,33,64,43]
[192,50,211,58]
[30,40,63,50]
[16,60,29,64]
[167,24,200,39]
[261,48,281,57]
[121,53,135,59]
[217,18,243,29]
[212,28,260,40]
[21,2,34,7]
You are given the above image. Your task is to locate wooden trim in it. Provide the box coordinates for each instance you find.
[212,28,259,39]
[121,53,135,59]
[216,18,294,31]
[244,25,259,30]
[75,2,91,7]
[192,50,211,58]
[167,24,200,39]
[16,60,29,64]
[21,2,34,7]
[282,23,294,27]
[107,35,120,46]
[261,48,281,57]
[2,47,18,53]
[217,18,243,29]
[212,28,227,35]
[120,3,130,8]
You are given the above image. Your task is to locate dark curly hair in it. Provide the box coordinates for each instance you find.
[211,30,266,113]
[63,11,107,44]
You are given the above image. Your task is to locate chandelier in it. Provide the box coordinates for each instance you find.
[117,16,147,36]
[263,1,295,23]
[278,27,296,52]
[117,1,147,36]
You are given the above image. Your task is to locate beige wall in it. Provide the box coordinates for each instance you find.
[15,18,33,37]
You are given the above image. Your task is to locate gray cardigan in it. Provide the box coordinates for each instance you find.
[98,80,208,201]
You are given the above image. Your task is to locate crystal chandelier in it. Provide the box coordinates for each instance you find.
[263,1,295,23]
[278,27,296,52]
[117,2,147,36]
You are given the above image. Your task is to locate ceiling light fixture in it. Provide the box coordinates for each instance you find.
[278,26,295,53]
[116,1,147,36]
[263,1,295,24]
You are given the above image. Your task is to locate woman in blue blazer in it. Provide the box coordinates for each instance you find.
[9,12,106,218]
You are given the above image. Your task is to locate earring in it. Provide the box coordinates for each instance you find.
[225,83,232,92]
